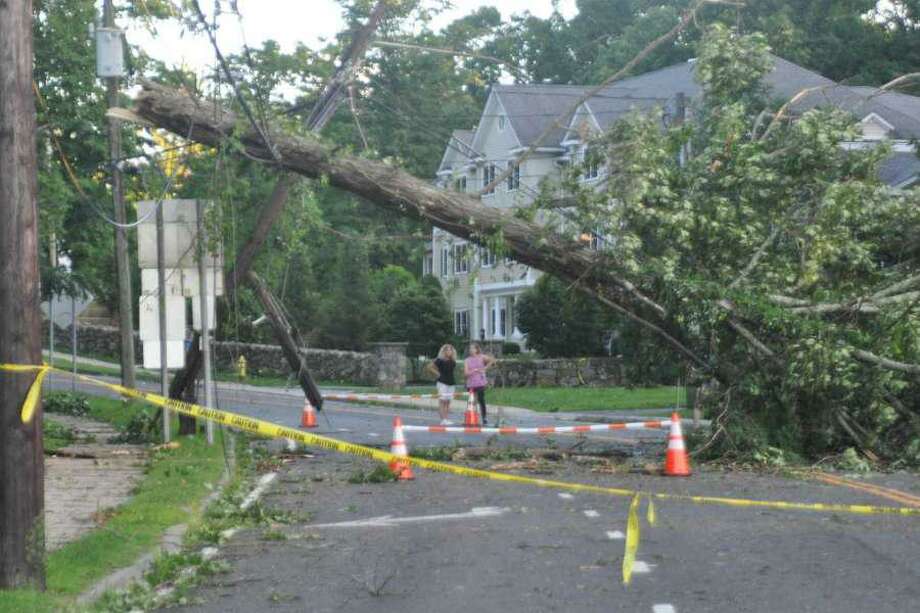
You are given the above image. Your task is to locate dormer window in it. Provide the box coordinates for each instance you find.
[498,115,506,131]
[859,113,895,141]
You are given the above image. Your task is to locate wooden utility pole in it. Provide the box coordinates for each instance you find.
[0,0,46,589]
[104,0,137,389]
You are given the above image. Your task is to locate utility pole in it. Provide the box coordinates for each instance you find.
[103,0,136,389]
[156,200,170,442]
[196,200,214,444]
[0,0,46,589]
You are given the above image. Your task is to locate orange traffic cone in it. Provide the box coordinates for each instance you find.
[300,400,318,428]
[463,389,480,427]
[388,416,414,480]
[664,412,691,476]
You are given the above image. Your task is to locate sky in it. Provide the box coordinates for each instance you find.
[127,0,578,80]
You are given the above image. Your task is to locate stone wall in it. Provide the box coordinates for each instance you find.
[489,357,626,388]
[45,322,139,361]
[44,323,406,387]
[46,323,633,389]
[212,341,379,385]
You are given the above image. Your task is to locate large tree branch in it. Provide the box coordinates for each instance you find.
[126,82,710,371]
[852,349,920,375]
[768,291,920,314]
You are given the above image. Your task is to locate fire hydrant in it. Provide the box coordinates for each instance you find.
[236,355,247,381]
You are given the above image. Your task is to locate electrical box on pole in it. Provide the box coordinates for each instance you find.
[95,27,125,78]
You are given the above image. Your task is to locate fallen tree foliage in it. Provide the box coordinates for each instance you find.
[127,28,920,464]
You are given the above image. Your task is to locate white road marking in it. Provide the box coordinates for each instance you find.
[583,509,600,518]
[633,561,655,574]
[652,605,676,613]
[558,493,574,500]
[240,472,277,510]
[305,506,512,529]
[606,530,625,540]
[367,432,379,437]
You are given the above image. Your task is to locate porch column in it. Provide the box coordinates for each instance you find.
[472,279,480,341]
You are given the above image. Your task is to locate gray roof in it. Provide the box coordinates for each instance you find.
[490,55,837,144]
[491,84,589,147]
[878,152,920,187]
[791,86,920,140]
[470,55,920,187]
[439,129,477,172]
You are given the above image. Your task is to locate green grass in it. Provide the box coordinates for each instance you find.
[0,395,229,612]
[44,355,160,384]
[333,384,684,412]
[486,386,685,412]
[43,418,77,454]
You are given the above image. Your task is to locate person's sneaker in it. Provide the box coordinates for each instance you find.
[440,419,454,426]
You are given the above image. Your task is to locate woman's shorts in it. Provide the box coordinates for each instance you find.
[436,382,455,401]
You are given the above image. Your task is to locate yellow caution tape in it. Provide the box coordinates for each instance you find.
[4,364,920,519]
[0,363,50,424]
[5,363,920,586]
[623,494,641,585]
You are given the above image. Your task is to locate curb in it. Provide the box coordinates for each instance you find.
[76,434,237,605]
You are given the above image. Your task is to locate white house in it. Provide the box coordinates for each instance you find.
[431,56,920,348]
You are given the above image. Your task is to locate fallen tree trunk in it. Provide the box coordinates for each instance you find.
[128,82,709,373]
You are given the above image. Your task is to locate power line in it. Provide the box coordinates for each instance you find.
[189,0,282,164]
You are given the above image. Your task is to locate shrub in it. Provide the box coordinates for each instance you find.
[44,392,90,417]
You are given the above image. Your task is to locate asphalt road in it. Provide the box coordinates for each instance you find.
[46,372,670,453]
[172,453,920,613]
[45,373,920,612]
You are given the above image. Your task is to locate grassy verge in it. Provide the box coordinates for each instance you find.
[0,395,230,612]
[43,355,159,384]
[333,384,685,412]
[487,386,685,412]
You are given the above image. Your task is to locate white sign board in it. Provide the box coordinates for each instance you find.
[143,340,186,370]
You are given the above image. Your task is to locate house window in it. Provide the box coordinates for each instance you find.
[480,247,497,268]
[454,176,467,192]
[482,164,497,195]
[423,254,433,276]
[452,244,469,274]
[583,147,600,180]
[440,246,450,277]
[506,162,520,191]
[498,115,506,131]
[454,310,470,336]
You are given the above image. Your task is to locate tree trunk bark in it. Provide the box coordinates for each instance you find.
[169,332,201,435]
[248,271,324,409]
[0,0,45,589]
